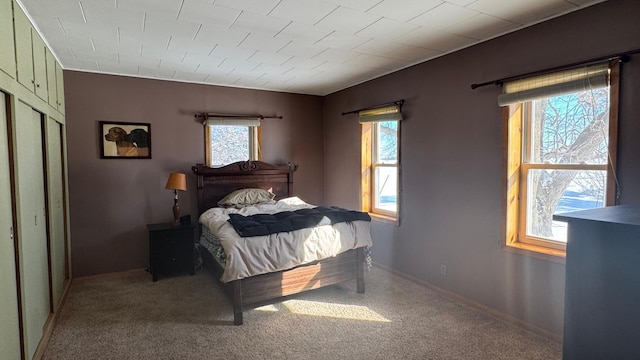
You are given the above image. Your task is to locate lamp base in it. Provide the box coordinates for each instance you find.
[172,198,180,226]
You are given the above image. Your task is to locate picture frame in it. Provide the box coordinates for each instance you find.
[100,121,152,159]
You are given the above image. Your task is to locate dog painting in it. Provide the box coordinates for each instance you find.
[100,121,151,159]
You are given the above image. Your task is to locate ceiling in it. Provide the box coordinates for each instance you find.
[18,0,603,96]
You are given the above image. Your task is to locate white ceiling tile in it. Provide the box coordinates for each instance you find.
[249,51,293,65]
[278,41,326,58]
[216,59,262,73]
[313,32,372,50]
[356,17,419,39]
[322,0,383,12]
[468,0,576,24]
[117,0,183,13]
[177,0,241,27]
[367,0,443,22]
[397,27,476,52]
[343,53,400,70]
[275,22,334,43]
[444,0,478,6]
[355,39,443,61]
[20,0,85,25]
[281,56,326,70]
[447,14,521,40]
[209,45,255,61]
[145,11,200,39]
[312,48,360,63]
[269,0,339,25]
[214,0,282,15]
[316,6,380,34]
[196,24,249,47]
[253,63,295,76]
[238,33,291,52]
[81,1,144,33]
[167,36,216,54]
[409,3,480,29]
[229,11,290,36]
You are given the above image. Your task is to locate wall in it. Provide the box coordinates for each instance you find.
[323,0,640,337]
[65,72,324,277]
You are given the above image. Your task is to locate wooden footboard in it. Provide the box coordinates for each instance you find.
[201,246,365,325]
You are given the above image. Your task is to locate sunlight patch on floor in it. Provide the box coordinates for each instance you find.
[255,304,280,312]
[282,300,391,322]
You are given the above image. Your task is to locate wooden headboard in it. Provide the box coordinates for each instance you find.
[191,161,298,215]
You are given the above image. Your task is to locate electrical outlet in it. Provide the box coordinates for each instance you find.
[440,264,447,276]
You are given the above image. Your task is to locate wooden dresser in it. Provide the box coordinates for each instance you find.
[554,205,640,360]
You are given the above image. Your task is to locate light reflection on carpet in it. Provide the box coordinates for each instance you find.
[256,300,390,322]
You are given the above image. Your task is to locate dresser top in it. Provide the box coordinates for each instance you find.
[553,205,640,226]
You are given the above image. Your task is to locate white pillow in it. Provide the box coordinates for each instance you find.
[217,188,275,208]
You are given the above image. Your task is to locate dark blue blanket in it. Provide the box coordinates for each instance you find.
[227,206,371,237]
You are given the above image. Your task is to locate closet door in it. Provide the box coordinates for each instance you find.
[15,101,50,360]
[0,95,21,359]
[47,117,68,309]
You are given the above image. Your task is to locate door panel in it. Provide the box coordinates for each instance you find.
[0,0,16,78]
[15,101,50,360]
[0,94,21,359]
[47,117,67,309]
[13,1,34,91]
[32,31,48,101]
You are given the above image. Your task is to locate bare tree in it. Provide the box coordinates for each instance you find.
[529,89,610,238]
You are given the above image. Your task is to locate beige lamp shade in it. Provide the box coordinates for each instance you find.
[165,172,187,191]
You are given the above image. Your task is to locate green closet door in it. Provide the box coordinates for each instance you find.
[47,117,67,309]
[15,101,50,360]
[0,95,21,359]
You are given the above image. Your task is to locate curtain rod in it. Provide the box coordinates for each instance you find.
[194,113,283,120]
[341,99,405,116]
[470,48,640,90]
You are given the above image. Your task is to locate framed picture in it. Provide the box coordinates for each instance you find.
[100,121,152,159]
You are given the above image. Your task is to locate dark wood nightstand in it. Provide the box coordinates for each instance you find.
[147,222,196,282]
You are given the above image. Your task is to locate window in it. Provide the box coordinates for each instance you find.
[360,104,402,221]
[503,61,619,256]
[204,119,260,167]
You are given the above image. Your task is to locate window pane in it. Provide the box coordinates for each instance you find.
[374,166,397,212]
[209,125,250,166]
[526,169,606,242]
[376,121,397,164]
[529,88,609,165]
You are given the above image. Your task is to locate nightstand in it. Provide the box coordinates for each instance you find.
[147,222,196,282]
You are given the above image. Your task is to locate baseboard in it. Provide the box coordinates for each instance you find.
[372,262,562,343]
[34,277,73,360]
[72,268,148,283]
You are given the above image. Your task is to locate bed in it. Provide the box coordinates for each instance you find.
[192,161,372,325]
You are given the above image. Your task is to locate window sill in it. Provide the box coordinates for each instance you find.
[369,212,398,226]
[503,242,566,264]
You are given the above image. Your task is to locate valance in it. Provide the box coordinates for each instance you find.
[497,62,609,106]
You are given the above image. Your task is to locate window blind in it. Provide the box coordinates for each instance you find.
[358,104,403,123]
[497,62,610,107]
[203,118,261,126]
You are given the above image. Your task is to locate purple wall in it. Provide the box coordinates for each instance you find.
[323,0,640,337]
[64,72,323,277]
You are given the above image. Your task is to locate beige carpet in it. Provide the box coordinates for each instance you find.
[43,267,561,360]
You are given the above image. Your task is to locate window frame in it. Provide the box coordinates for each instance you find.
[362,120,400,222]
[204,124,260,167]
[503,61,620,258]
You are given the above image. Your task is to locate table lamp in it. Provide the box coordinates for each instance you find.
[165,172,187,225]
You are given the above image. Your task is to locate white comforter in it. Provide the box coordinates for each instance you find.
[199,197,373,283]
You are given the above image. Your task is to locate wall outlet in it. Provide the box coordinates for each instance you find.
[440,264,447,276]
